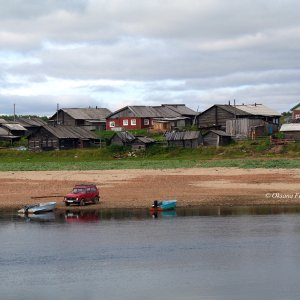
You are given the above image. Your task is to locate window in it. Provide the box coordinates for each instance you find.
[109,121,115,128]
[144,119,149,125]
[123,119,128,126]
[131,119,136,126]
[296,114,300,119]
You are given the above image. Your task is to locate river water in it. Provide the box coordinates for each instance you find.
[1,207,300,300]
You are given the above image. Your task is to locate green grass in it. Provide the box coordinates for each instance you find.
[0,138,299,171]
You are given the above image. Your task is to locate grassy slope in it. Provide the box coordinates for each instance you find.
[0,139,299,171]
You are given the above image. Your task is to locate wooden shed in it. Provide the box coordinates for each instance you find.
[110,131,135,147]
[165,131,202,148]
[280,123,300,140]
[203,130,232,147]
[28,125,100,151]
[131,137,156,150]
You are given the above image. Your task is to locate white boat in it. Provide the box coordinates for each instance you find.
[18,202,57,214]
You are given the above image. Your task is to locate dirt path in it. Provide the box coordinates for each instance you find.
[1,168,300,210]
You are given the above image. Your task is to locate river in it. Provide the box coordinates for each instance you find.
[1,207,300,300]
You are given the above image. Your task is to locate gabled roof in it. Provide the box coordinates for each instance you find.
[290,103,300,111]
[50,108,112,121]
[165,131,201,141]
[207,130,231,137]
[200,104,281,117]
[162,104,198,116]
[280,123,300,132]
[41,125,99,139]
[112,131,135,143]
[16,117,47,127]
[235,104,281,117]
[135,137,156,144]
[1,123,27,131]
[107,104,197,119]
[128,106,160,118]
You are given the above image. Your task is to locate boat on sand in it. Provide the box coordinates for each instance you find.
[150,200,177,211]
[18,202,57,214]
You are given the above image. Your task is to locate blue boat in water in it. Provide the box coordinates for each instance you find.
[151,200,177,211]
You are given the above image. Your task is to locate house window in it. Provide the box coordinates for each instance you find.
[144,119,149,125]
[295,114,300,119]
[131,119,136,126]
[109,121,115,128]
[123,119,128,126]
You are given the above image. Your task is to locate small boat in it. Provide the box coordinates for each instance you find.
[18,202,57,214]
[150,200,177,211]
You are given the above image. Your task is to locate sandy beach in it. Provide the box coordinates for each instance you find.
[0,167,300,210]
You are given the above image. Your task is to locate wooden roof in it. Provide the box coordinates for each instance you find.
[165,131,201,141]
[40,125,99,139]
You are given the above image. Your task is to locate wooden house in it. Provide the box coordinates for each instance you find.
[203,130,232,147]
[0,119,27,137]
[49,107,112,131]
[290,103,300,122]
[16,117,47,136]
[28,125,100,151]
[279,123,300,140]
[0,127,21,143]
[197,104,281,133]
[165,131,202,148]
[106,104,197,131]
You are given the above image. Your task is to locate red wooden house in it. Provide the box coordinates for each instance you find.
[106,104,198,131]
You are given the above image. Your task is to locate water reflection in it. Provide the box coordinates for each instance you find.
[2,205,300,224]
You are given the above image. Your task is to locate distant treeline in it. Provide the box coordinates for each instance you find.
[0,115,49,122]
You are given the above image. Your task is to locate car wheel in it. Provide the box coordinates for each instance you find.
[93,196,100,204]
[80,199,85,206]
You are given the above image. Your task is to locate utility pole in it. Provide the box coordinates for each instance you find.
[13,103,16,121]
[56,103,59,125]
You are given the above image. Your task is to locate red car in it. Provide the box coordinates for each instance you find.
[64,184,100,206]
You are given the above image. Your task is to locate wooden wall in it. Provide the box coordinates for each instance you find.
[197,106,234,130]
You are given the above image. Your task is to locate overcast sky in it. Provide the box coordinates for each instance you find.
[0,0,299,116]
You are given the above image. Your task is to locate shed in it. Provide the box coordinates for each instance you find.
[280,123,300,140]
[165,131,202,148]
[203,130,232,147]
[110,131,135,147]
[28,125,100,151]
[131,137,156,151]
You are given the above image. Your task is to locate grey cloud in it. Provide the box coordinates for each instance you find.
[0,0,87,19]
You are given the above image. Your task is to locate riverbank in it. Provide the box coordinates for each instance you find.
[1,168,300,210]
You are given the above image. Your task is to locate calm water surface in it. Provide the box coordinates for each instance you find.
[1,207,300,300]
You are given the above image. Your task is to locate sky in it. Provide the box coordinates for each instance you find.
[0,0,300,116]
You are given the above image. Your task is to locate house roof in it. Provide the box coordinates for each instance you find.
[280,123,300,132]
[235,104,281,117]
[165,131,201,141]
[50,108,112,121]
[16,117,47,127]
[1,123,27,131]
[200,104,281,118]
[290,103,300,111]
[113,131,135,143]
[41,125,99,139]
[108,104,197,118]
[208,130,232,137]
[0,127,20,139]
[135,137,156,144]
[162,104,198,116]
